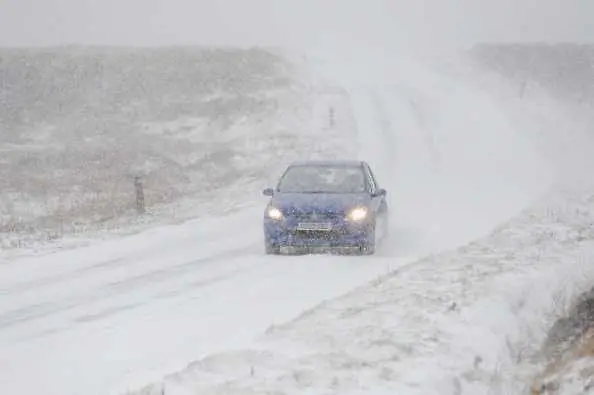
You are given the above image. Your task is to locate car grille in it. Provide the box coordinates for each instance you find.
[292,229,348,240]
[294,212,343,221]
[284,211,349,241]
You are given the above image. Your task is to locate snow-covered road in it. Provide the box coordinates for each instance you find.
[0,54,559,395]
[129,59,594,395]
[0,205,421,395]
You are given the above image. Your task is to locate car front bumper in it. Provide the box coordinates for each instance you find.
[264,217,374,253]
[277,245,365,255]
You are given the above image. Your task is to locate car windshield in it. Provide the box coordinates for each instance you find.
[277,165,367,194]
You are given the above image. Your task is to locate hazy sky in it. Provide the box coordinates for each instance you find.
[1,0,593,50]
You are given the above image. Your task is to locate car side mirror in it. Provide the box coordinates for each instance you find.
[262,187,275,197]
[372,188,387,197]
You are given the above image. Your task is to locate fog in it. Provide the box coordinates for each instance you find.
[1,0,593,50]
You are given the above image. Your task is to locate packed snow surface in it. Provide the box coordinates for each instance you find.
[2,49,591,395]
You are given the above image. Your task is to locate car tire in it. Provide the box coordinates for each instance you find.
[265,243,280,255]
[360,225,376,255]
[381,214,389,241]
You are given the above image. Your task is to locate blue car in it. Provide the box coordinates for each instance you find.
[262,160,389,255]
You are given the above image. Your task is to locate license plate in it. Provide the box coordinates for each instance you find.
[297,222,332,231]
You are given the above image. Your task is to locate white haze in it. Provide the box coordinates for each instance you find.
[1,0,593,50]
[2,1,594,394]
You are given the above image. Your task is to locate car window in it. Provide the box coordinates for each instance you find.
[277,165,367,194]
[365,164,379,192]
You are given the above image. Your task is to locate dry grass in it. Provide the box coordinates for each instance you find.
[532,299,594,394]
[0,46,309,249]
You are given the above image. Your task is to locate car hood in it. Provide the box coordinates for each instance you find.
[270,192,369,215]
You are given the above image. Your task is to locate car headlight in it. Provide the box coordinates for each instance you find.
[267,206,283,220]
[347,206,368,221]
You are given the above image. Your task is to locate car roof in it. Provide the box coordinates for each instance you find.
[288,159,364,168]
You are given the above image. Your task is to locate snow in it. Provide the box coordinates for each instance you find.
[2,47,594,395]
[0,47,311,257]
[125,54,594,395]
[540,356,594,394]
[0,206,419,395]
[128,163,594,395]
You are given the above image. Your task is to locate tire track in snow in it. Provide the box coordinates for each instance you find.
[350,87,442,256]
[0,257,128,296]
[368,89,398,167]
[343,88,395,190]
[0,244,261,332]
[0,207,264,294]
[13,265,253,342]
[407,93,441,171]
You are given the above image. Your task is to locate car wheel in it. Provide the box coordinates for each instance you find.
[381,214,389,240]
[360,226,376,255]
[265,243,280,255]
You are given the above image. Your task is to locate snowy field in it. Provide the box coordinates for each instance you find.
[2,45,594,395]
[0,47,314,255]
